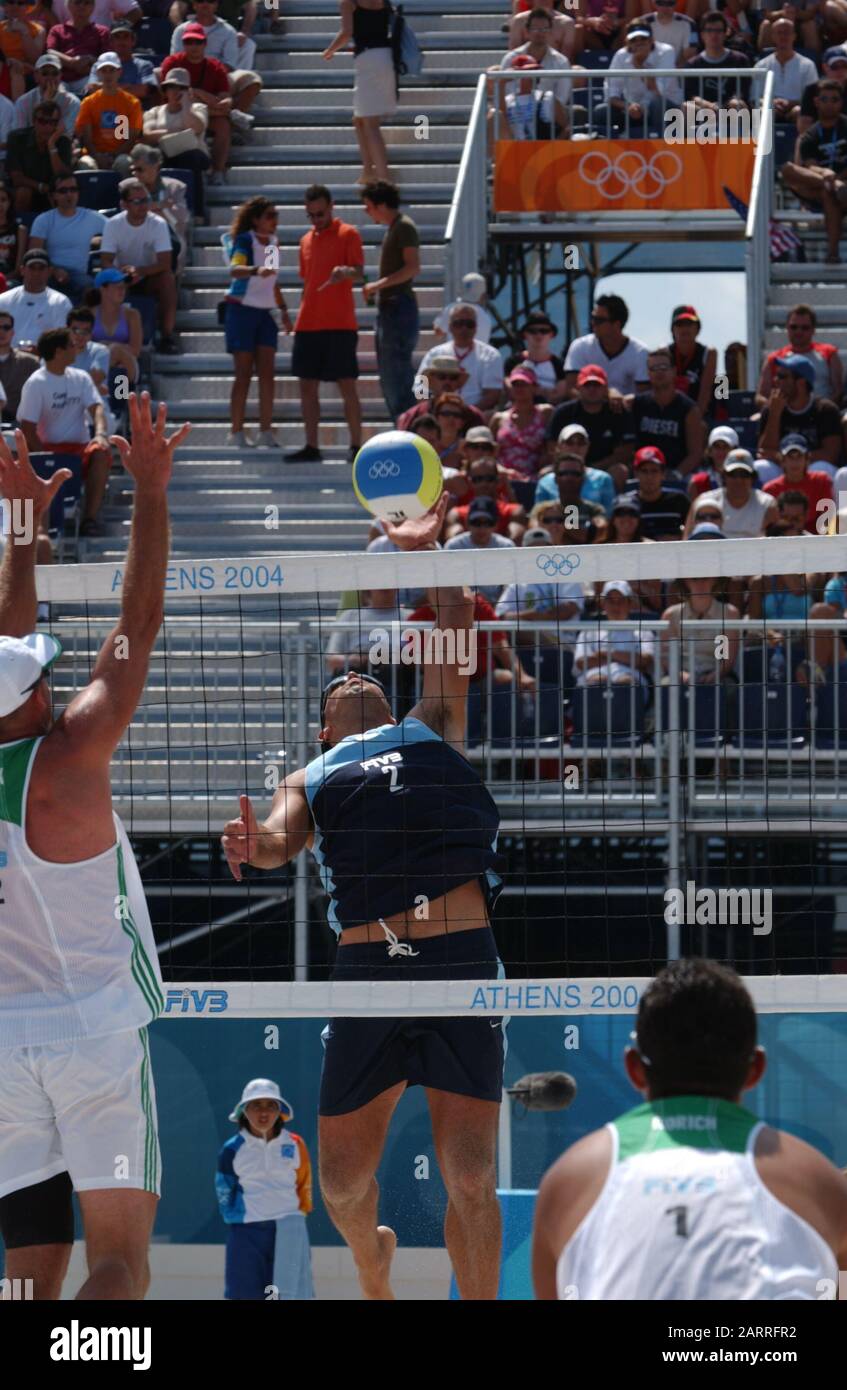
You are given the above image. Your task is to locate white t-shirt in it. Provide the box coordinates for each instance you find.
[172,16,241,70]
[0,285,73,350]
[326,605,409,660]
[496,581,584,618]
[644,13,696,61]
[573,622,655,686]
[564,333,650,395]
[606,41,683,104]
[501,43,571,103]
[18,365,101,444]
[754,51,818,102]
[100,211,172,271]
[419,339,504,408]
[434,300,492,345]
[698,486,774,538]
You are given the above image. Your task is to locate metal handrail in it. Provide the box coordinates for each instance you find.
[745,68,775,391]
[443,72,489,303]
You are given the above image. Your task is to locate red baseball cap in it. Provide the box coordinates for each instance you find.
[672,304,700,325]
[182,23,208,41]
[577,364,608,386]
[633,446,666,468]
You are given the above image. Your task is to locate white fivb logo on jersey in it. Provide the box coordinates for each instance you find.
[651,1114,717,1131]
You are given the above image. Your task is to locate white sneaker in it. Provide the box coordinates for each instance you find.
[231,109,255,133]
[255,429,280,448]
[226,429,256,449]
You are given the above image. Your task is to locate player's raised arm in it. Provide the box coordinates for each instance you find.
[384,493,475,748]
[222,773,312,881]
[50,393,190,761]
[0,431,71,637]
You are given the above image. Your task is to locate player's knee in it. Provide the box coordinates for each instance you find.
[79,1254,137,1300]
[442,1154,497,1206]
[319,1155,371,1209]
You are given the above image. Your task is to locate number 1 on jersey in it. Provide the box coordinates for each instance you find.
[666,1204,689,1238]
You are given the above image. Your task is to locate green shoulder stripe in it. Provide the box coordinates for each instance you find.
[0,739,39,828]
[614,1095,759,1161]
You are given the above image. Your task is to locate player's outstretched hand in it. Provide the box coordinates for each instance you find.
[110,392,191,492]
[0,430,72,524]
[222,794,261,881]
[384,491,449,551]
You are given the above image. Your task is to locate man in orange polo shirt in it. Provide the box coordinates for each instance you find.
[286,182,364,464]
[74,50,142,172]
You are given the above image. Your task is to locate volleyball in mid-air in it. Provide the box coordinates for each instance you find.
[352,430,443,523]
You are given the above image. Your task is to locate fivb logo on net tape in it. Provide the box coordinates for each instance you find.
[163,988,229,1015]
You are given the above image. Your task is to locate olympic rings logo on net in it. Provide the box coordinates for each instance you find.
[536,553,581,577]
[577,150,683,201]
[367,459,401,479]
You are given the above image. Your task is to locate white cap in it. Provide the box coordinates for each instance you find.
[93,51,122,73]
[0,633,61,718]
[522,526,551,546]
[601,580,634,599]
[708,425,739,449]
[229,1078,293,1123]
[558,423,589,443]
[460,273,486,303]
[35,53,62,71]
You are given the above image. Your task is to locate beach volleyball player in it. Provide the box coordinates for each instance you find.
[222,494,505,1301]
[0,396,189,1299]
[533,959,847,1300]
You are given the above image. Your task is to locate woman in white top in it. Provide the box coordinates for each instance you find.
[322,0,395,184]
[142,68,211,220]
[224,196,293,450]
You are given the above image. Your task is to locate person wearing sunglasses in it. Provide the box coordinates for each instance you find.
[547,365,634,488]
[5,99,72,216]
[489,366,553,486]
[642,0,698,64]
[757,302,842,410]
[504,311,567,405]
[396,354,482,433]
[99,176,179,355]
[781,80,847,263]
[222,496,508,1302]
[630,346,705,479]
[446,438,526,541]
[685,450,776,540]
[687,423,738,499]
[28,176,105,302]
[0,310,39,423]
[0,248,72,352]
[418,302,504,415]
[433,271,493,346]
[563,293,649,401]
[12,51,80,140]
[683,10,751,118]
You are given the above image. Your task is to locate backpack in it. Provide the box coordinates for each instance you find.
[390,4,424,78]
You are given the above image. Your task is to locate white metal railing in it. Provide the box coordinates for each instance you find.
[745,69,774,392]
[443,72,489,302]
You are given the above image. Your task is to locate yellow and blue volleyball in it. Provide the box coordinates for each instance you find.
[352,430,443,523]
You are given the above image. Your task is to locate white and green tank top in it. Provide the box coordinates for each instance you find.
[557,1095,837,1300]
[0,736,163,1048]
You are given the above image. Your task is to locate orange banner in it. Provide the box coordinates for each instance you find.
[494,139,756,213]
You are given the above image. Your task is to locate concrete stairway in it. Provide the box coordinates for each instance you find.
[87,1,508,567]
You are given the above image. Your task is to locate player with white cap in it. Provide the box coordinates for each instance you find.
[0,395,189,1300]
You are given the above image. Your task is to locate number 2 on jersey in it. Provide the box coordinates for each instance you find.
[382,764,402,793]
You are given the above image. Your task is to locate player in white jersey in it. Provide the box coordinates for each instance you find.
[533,959,847,1300]
[0,394,189,1299]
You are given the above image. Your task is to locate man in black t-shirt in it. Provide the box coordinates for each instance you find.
[547,363,634,479]
[781,81,847,263]
[757,352,842,466]
[623,446,690,539]
[683,10,750,109]
[629,347,704,474]
[798,48,847,140]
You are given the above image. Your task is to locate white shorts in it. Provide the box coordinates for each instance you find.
[0,1028,160,1200]
[353,47,397,119]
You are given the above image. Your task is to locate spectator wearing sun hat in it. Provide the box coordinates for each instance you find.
[216,1078,314,1302]
[504,311,567,404]
[489,364,553,483]
[158,24,233,183]
[418,301,504,414]
[74,51,142,172]
[434,272,494,345]
[548,362,635,479]
[757,351,842,470]
[396,354,485,432]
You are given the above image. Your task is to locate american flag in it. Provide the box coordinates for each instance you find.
[723,185,803,260]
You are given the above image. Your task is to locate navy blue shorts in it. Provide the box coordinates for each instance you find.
[291,329,359,381]
[318,927,505,1116]
[225,1220,275,1300]
[225,301,278,354]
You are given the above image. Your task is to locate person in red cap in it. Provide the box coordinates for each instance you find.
[624,445,691,540]
[159,25,233,182]
[489,365,553,485]
[666,305,718,421]
[548,362,634,485]
[504,311,567,404]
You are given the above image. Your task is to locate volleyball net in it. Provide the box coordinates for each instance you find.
[36,531,847,1009]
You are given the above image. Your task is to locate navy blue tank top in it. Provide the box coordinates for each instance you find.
[304,717,501,933]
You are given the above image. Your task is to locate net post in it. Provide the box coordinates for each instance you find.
[294,640,310,981]
[497,1087,512,1190]
[666,636,681,963]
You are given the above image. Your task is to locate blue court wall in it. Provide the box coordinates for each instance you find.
[149,1010,847,1248]
[2,1011,845,1270]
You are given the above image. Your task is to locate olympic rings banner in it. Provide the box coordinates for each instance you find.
[493,139,756,213]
